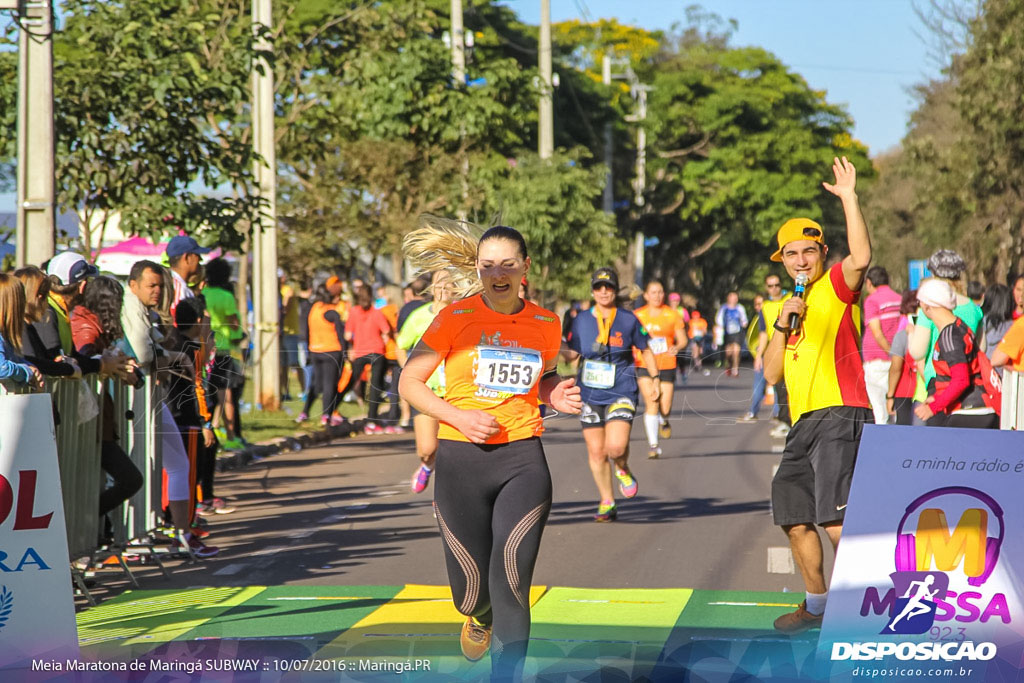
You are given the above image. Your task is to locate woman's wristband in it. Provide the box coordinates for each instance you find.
[773,321,790,333]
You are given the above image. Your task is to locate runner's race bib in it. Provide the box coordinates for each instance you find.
[474,346,543,395]
[582,359,616,389]
[648,336,669,354]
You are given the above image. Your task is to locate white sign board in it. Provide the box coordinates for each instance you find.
[0,394,79,668]
[819,425,1024,682]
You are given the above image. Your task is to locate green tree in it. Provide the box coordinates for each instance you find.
[642,40,872,302]
[0,0,267,255]
[469,150,623,301]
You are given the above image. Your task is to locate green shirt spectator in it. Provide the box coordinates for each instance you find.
[204,286,244,353]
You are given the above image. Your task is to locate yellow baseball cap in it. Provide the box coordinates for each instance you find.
[770,218,825,262]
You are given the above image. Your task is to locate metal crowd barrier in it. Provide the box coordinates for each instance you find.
[1001,369,1024,430]
[48,377,104,562]
[1,372,171,603]
[110,374,164,543]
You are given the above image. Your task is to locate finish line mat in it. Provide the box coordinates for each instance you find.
[72,586,821,681]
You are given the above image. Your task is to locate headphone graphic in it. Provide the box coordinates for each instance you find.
[894,486,1004,587]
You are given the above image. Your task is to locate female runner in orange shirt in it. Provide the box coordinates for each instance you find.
[399,218,582,681]
[634,280,688,458]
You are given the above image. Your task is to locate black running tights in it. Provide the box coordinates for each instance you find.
[433,437,552,682]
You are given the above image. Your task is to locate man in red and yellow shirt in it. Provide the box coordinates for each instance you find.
[762,157,873,634]
[634,280,687,458]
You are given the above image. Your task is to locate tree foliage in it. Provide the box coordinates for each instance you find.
[0,0,267,253]
[641,39,871,300]
[861,0,1024,287]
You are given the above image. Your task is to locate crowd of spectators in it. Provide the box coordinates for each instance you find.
[0,236,244,561]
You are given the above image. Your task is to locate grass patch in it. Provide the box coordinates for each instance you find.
[237,374,369,444]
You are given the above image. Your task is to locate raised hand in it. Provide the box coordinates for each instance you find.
[822,156,857,199]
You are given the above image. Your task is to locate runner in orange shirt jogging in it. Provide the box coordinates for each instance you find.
[398,217,582,681]
[634,280,688,458]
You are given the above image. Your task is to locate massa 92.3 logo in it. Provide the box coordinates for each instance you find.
[860,487,1010,630]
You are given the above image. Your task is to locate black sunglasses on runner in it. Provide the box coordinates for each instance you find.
[803,227,822,238]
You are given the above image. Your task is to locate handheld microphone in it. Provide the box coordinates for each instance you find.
[788,273,808,332]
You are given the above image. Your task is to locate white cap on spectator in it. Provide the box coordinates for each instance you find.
[46,251,98,286]
[917,278,957,310]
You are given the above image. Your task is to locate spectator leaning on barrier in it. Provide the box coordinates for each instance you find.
[0,273,44,390]
[122,259,217,558]
[13,266,82,381]
[69,275,144,536]
[861,266,902,425]
[914,278,999,430]
[168,298,232,521]
[762,158,873,634]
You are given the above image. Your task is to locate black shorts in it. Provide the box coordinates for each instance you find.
[580,397,636,429]
[771,406,872,526]
[209,354,245,391]
[638,368,676,383]
[724,332,744,347]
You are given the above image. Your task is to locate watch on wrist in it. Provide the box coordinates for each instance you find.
[773,321,790,333]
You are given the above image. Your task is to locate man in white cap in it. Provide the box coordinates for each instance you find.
[913,278,998,429]
[909,250,983,399]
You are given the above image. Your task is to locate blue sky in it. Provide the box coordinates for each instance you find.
[1,1,941,213]
[507,0,944,154]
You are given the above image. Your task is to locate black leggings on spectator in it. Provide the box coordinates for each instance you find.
[341,354,387,424]
[303,351,344,418]
[99,440,144,518]
[433,437,552,682]
[196,438,218,500]
[892,397,914,425]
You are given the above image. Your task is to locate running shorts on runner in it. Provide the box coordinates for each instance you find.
[771,406,872,526]
[580,398,636,428]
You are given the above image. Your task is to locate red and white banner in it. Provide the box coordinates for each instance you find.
[0,393,79,668]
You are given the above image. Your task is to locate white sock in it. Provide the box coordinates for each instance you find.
[419,464,432,472]
[658,413,667,426]
[643,414,660,448]
[805,590,828,616]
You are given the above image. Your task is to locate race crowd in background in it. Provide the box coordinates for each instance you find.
[2,159,1024,679]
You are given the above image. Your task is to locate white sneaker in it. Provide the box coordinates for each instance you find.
[770,424,791,438]
[739,412,757,422]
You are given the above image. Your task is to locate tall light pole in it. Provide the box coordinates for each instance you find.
[538,0,553,159]
[4,0,57,266]
[602,52,613,213]
[251,0,280,411]
[450,0,465,85]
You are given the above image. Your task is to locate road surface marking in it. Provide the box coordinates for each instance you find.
[707,601,800,608]
[212,563,248,576]
[767,547,795,574]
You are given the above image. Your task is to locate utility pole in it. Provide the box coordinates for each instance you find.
[450,0,465,85]
[4,0,57,267]
[538,0,553,159]
[624,80,652,286]
[251,0,280,411]
[451,0,469,220]
[602,52,613,213]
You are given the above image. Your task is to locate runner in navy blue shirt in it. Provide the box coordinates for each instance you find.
[565,267,660,521]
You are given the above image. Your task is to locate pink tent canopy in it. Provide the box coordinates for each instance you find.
[92,236,225,276]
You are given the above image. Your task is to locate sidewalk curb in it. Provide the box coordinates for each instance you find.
[214,419,368,472]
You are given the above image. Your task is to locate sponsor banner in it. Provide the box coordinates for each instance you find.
[820,425,1024,682]
[0,394,79,669]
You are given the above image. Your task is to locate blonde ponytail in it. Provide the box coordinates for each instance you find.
[403,214,484,299]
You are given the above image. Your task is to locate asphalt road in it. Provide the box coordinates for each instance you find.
[81,365,830,603]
